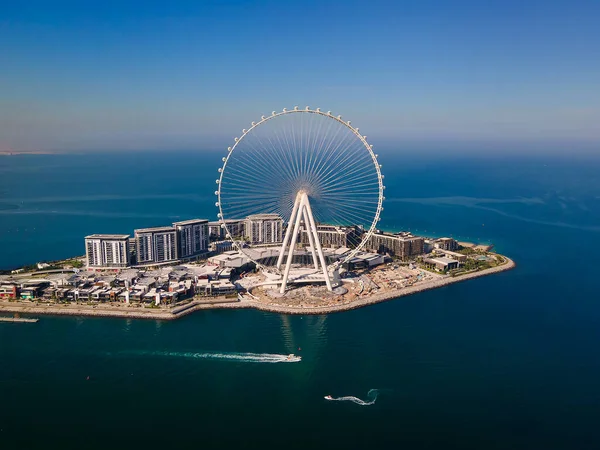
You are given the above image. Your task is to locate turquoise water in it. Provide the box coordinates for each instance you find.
[1,151,600,449]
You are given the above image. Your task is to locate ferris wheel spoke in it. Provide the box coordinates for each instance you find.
[304,111,330,184]
[319,152,373,186]
[317,196,378,214]
[278,114,303,181]
[234,138,295,183]
[318,197,380,207]
[319,175,379,191]
[312,140,372,188]
[317,162,378,191]
[249,127,299,183]
[320,207,367,228]
[308,127,356,183]
[272,126,299,183]
[224,158,287,187]
[305,119,351,187]
[320,178,380,194]
[308,114,339,183]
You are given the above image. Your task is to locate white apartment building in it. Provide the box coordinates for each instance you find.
[173,219,209,259]
[85,234,130,268]
[134,226,177,265]
[245,214,283,244]
[209,219,246,241]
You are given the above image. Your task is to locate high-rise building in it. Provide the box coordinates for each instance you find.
[364,232,425,260]
[208,221,223,241]
[173,219,209,259]
[134,227,177,264]
[245,214,283,244]
[208,219,245,241]
[300,225,362,248]
[85,234,130,268]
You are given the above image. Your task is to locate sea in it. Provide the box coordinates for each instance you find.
[1,150,600,449]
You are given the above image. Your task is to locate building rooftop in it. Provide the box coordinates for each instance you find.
[134,226,175,233]
[246,214,282,220]
[172,219,209,226]
[209,219,244,225]
[426,257,458,265]
[372,231,422,241]
[436,249,465,258]
[85,234,130,239]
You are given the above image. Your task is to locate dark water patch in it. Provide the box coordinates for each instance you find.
[0,202,20,211]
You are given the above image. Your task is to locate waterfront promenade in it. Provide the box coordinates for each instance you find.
[0,257,515,320]
[0,298,239,321]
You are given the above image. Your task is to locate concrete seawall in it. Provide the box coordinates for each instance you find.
[0,316,39,323]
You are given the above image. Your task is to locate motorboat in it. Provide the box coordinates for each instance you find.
[287,354,296,360]
[324,395,333,400]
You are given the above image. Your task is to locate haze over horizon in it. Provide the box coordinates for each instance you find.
[1,0,599,154]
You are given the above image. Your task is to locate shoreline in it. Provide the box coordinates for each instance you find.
[0,257,515,320]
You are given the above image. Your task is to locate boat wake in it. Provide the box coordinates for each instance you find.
[325,389,379,406]
[123,350,301,363]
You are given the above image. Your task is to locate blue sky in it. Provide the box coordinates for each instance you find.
[1,0,599,152]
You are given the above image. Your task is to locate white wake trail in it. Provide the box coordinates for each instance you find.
[325,389,379,406]
[126,350,301,363]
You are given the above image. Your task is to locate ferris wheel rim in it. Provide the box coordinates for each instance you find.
[216,107,385,274]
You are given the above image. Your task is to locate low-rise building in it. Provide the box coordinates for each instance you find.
[434,249,467,262]
[0,284,18,299]
[435,238,459,251]
[196,280,237,296]
[208,251,249,269]
[423,256,460,272]
[210,240,234,253]
[20,286,43,299]
[344,252,386,270]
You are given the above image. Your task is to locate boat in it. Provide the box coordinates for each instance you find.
[324,395,333,400]
[287,354,296,360]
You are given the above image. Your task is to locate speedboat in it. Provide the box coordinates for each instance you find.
[324,395,333,400]
[287,354,296,360]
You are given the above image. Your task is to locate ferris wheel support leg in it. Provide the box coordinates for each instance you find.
[279,193,305,294]
[302,205,320,270]
[276,192,301,270]
[303,193,333,291]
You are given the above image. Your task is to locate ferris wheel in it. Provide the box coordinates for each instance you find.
[216,107,384,293]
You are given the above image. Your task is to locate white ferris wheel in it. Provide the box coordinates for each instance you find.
[216,107,384,293]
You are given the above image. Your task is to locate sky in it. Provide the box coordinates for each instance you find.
[1,0,599,153]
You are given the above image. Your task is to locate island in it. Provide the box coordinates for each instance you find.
[0,232,514,320]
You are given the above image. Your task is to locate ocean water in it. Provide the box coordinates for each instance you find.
[1,150,600,449]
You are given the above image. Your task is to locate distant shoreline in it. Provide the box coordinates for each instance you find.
[0,256,515,320]
[0,151,59,156]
